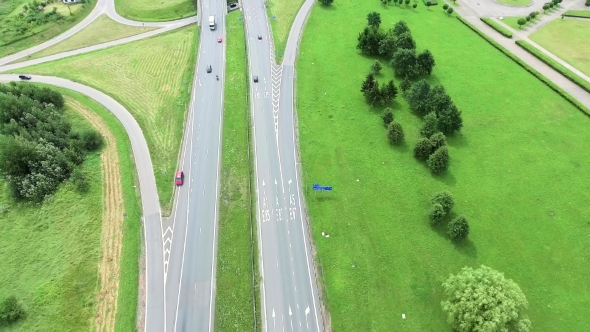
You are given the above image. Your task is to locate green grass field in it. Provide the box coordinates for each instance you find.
[15,14,155,63]
[12,26,198,213]
[114,0,196,22]
[0,0,94,59]
[266,0,306,63]
[51,87,142,332]
[496,0,531,6]
[0,100,102,331]
[296,1,590,331]
[530,19,590,77]
[214,11,257,332]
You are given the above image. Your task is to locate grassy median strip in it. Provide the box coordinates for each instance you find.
[266,0,306,63]
[563,10,590,18]
[457,16,590,117]
[214,11,258,332]
[515,39,590,93]
[480,18,513,38]
[114,0,196,22]
[51,88,142,332]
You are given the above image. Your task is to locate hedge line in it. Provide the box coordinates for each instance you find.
[563,10,590,18]
[456,15,590,118]
[480,18,513,38]
[515,40,590,94]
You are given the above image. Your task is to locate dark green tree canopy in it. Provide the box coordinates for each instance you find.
[387,121,404,144]
[420,112,438,138]
[427,146,449,174]
[414,138,433,161]
[367,11,382,28]
[417,49,436,76]
[448,216,469,241]
[391,48,418,78]
[406,79,431,115]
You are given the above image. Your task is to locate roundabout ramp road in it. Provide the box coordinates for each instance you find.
[0,74,166,330]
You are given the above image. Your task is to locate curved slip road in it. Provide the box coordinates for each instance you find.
[242,0,324,331]
[0,74,166,330]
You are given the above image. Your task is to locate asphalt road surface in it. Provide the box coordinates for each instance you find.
[242,0,323,331]
[161,0,226,331]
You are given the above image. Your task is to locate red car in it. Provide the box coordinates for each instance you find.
[217,37,222,43]
[175,171,184,186]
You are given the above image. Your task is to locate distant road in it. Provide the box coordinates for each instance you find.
[242,0,325,330]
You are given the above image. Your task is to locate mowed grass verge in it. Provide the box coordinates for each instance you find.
[114,0,196,22]
[297,2,590,331]
[0,98,103,331]
[51,87,143,332]
[530,18,590,77]
[12,26,198,213]
[15,15,156,63]
[266,0,306,63]
[0,1,94,59]
[215,11,257,331]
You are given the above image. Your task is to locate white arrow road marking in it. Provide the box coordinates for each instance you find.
[305,305,310,329]
[289,305,293,331]
[272,308,276,331]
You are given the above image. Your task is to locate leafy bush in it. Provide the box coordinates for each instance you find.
[448,216,469,241]
[406,79,431,115]
[0,296,26,325]
[429,132,446,150]
[427,146,449,174]
[371,59,383,74]
[80,129,104,151]
[387,121,404,144]
[420,112,438,138]
[431,190,454,213]
[71,168,89,193]
[381,107,394,125]
[413,138,433,160]
[441,265,531,332]
[429,203,446,224]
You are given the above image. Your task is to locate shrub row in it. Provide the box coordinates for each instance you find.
[456,15,590,118]
[562,10,590,18]
[515,40,590,94]
[480,18,513,38]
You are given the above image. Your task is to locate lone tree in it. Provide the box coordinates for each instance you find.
[0,296,26,325]
[443,3,449,10]
[412,3,418,9]
[371,60,383,74]
[517,18,526,27]
[367,11,382,28]
[318,0,334,5]
[447,7,454,15]
[426,1,432,10]
[405,0,411,6]
[387,121,405,144]
[381,107,394,125]
[414,138,433,160]
[441,265,532,332]
[448,216,470,241]
[427,146,449,174]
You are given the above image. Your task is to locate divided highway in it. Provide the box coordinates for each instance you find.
[242,0,323,331]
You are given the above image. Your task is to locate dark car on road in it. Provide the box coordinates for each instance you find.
[18,75,31,80]
[253,76,258,83]
[206,65,212,73]
[258,35,262,40]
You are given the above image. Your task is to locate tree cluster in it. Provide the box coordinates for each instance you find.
[428,191,470,241]
[441,265,532,332]
[0,296,25,326]
[360,73,398,106]
[357,19,436,79]
[406,80,462,134]
[0,83,104,202]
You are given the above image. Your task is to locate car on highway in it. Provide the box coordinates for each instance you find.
[253,76,258,83]
[258,35,262,40]
[206,65,212,73]
[217,37,222,43]
[18,75,31,80]
[175,171,184,186]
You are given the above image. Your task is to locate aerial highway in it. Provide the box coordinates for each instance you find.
[242,0,324,330]
[161,0,226,331]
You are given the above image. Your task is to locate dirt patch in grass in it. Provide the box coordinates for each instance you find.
[66,96,124,332]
